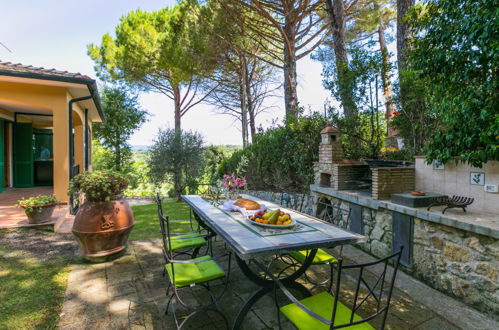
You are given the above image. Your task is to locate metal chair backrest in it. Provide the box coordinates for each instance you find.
[155,193,174,260]
[329,247,404,329]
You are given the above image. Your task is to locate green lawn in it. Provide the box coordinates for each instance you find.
[129,199,195,240]
[0,245,72,329]
[0,199,190,329]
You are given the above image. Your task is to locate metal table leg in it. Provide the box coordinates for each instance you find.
[232,249,318,330]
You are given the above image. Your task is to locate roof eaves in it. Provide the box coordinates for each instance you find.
[0,68,105,122]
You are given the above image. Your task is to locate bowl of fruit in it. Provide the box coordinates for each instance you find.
[247,209,295,228]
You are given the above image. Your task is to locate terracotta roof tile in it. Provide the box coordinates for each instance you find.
[320,125,340,134]
[0,60,93,80]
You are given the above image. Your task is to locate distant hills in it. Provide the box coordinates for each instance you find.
[131,144,243,152]
[131,145,151,151]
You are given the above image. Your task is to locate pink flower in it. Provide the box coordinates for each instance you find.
[220,173,247,191]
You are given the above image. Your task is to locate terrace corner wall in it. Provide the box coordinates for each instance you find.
[415,157,499,214]
[372,167,415,200]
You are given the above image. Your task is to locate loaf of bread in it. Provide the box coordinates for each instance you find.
[233,198,260,210]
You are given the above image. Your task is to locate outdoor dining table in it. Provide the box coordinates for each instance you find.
[181,194,366,329]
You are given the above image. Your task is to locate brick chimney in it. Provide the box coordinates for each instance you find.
[319,125,343,163]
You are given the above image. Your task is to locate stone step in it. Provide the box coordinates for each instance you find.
[54,212,75,233]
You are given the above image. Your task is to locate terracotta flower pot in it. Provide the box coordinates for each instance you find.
[24,204,56,224]
[72,197,134,262]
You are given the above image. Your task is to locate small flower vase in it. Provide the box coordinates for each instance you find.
[226,189,239,201]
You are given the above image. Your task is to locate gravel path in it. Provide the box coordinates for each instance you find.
[0,228,80,259]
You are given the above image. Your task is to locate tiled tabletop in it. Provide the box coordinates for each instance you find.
[182,195,365,259]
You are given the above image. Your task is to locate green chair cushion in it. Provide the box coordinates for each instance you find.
[280,291,375,330]
[165,256,225,288]
[289,249,338,265]
[168,233,206,251]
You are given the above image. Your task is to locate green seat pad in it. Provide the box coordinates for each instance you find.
[168,233,206,251]
[289,249,338,265]
[165,256,225,288]
[280,291,374,330]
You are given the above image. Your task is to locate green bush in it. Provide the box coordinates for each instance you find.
[219,113,327,192]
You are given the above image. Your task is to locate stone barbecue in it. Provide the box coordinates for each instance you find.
[314,126,415,199]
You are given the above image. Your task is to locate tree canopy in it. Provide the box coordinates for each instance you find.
[93,86,148,171]
[411,0,498,166]
[88,0,222,133]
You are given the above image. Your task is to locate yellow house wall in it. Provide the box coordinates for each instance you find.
[0,81,93,202]
[0,108,14,121]
[74,124,84,173]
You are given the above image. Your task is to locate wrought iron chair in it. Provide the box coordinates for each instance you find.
[161,206,232,329]
[272,248,403,330]
[282,199,352,290]
[156,194,211,262]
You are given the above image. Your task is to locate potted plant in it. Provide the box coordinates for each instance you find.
[17,195,58,224]
[68,170,134,262]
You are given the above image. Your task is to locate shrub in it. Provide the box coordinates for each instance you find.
[219,113,328,192]
[68,170,129,202]
[148,129,206,199]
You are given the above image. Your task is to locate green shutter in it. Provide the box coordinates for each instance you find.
[0,119,4,192]
[14,123,34,187]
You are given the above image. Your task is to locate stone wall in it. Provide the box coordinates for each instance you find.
[246,189,498,319]
[246,190,315,216]
[372,167,415,200]
[312,192,498,318]
[415,157,499,213]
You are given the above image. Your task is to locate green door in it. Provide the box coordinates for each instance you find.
[0,119,4,192]
[14,123,34,187]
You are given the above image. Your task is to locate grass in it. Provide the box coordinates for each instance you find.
[129,199,194,240]
[0,244,72,329]
[0,199,189,329]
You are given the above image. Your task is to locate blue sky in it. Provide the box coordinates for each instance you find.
[1,0,333,146]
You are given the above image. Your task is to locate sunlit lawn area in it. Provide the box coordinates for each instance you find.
[128,199,193,240]
[0,199,189,329]
[0,244,72,329]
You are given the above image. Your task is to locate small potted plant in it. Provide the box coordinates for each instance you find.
[68,170,134,262]
[17,195,58,224]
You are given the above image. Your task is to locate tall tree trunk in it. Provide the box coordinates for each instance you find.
[378,18,397,137]
[325,0,357,118]
[245,59,256,142]
[247,93,256,143]
[283,16,298,120]
[115,142,121,171]
[397,0,415,107]
[172,84,182,135]
[240,56,248,147]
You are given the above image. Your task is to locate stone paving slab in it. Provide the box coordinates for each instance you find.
[0,187,68,229]
[58,239,498,329]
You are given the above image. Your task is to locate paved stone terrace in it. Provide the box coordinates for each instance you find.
[58,239,499,330]
[0,187,68,229]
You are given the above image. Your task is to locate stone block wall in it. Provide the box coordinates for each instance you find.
[310,192,498,319]
[415,157,499,213]
[372,167,415,199]
[246,190,315,216]
[246,189,498,318]
[314,162,334,187]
